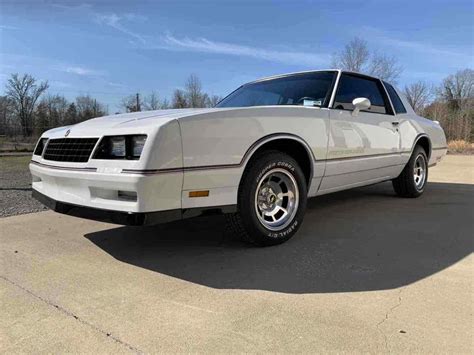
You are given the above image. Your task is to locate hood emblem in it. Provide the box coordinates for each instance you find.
[65,129,70,137]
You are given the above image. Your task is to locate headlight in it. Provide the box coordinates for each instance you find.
[110,136,126,157]
[131,135,146,157]
[33,138,48,156]
[94,135,147,160]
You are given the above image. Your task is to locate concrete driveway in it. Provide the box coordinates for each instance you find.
[1,156,473,353]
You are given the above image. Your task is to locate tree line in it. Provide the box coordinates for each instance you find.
[0,73,221,139]
[1,37,472,143]
[119,74,221,112]
[0,74,108,138]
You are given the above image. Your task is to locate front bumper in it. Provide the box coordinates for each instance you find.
[30,161,236,225]
[32,189,236,226]
[32,189,181,225]
[30,161,182,213]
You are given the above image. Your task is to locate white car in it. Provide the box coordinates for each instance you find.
[31,70,447,246]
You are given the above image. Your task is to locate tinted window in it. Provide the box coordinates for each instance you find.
[384,81,407,114]
[216,72,336,108]
[334,74,388,114]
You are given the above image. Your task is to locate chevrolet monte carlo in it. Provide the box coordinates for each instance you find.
[31,70,447,246]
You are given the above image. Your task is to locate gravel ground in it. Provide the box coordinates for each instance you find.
[0,156,48,217]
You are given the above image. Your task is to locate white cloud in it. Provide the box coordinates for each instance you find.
[0,25,19,30]
[94,13,148,45]
[58,66,104,76]
[159,34,329,66]
[362,27,473,65]
[106,81,127,89]
[51,2,92,11]
[50,80,73,88]
[384,37,469,60]
[93,11,328,67]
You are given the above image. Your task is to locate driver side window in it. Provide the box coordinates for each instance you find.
[334,74,389,114]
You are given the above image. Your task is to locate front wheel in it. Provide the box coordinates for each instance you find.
[392,145,428,198]
[226,151,307,246]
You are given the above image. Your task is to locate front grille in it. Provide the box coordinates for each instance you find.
[43,138,99,162]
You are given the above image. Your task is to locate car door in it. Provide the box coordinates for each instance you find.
[318,73,401,193]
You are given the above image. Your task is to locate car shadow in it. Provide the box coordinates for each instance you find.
[85,181,473,294]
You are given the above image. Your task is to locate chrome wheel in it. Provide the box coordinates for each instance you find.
[254,168,299,231]
[413,154,427,190]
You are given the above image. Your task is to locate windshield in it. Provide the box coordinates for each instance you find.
[217,71,336,108]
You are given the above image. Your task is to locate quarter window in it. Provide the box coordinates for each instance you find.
[333,74,390,114]
[384,81,407,114]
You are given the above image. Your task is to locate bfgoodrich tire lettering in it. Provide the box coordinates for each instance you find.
[226,151,307,246]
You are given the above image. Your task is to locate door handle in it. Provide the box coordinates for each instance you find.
[392,121,400,126]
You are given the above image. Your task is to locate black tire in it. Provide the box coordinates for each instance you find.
[392,145,429,198]
[226,151,308,246]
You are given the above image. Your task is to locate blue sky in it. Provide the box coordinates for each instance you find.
[1,0,473,112]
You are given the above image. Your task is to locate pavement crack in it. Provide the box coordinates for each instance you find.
[0,275,143,354]
[376,288,403,353]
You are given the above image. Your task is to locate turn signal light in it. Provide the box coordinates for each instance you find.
[189,190,209,198]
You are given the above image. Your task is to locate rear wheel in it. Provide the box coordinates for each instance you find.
[392,145,428,198]
[226,151,307,246]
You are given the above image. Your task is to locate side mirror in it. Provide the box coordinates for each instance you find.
[352,97,371,117]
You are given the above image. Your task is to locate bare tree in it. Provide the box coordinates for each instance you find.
[143,91,170,110]
[35,94,69,133]
[438,69,473,141]
[144,91,161,110]
[65,102,78,125]
[185,74,209,108]
[438,68,473,110]
[368,53,402,83]
[34,100,49,135]
[404,81,433,115]
[171,89,188,108]
[48,95,68,126]
[76,95,107,121]
[120,95,134,112]
[120,94,142,112]
[160,98,170,109]
[206,95,222,107]
[332,37,402,83]
[0,96,14,135]
[424,69,474,142]
[331,37,369,72]
[5,73,48,136]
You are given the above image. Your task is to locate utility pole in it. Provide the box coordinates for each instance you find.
[136,93,141,112]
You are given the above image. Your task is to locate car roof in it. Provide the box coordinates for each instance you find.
[249,69,383,85]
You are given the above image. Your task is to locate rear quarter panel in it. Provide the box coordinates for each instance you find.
[394,87,447,166]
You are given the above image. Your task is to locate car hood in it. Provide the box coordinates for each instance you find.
[42,108,230,138]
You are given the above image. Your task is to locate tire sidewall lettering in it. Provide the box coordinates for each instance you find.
[256,161,295,183]
[267,220,298,238]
